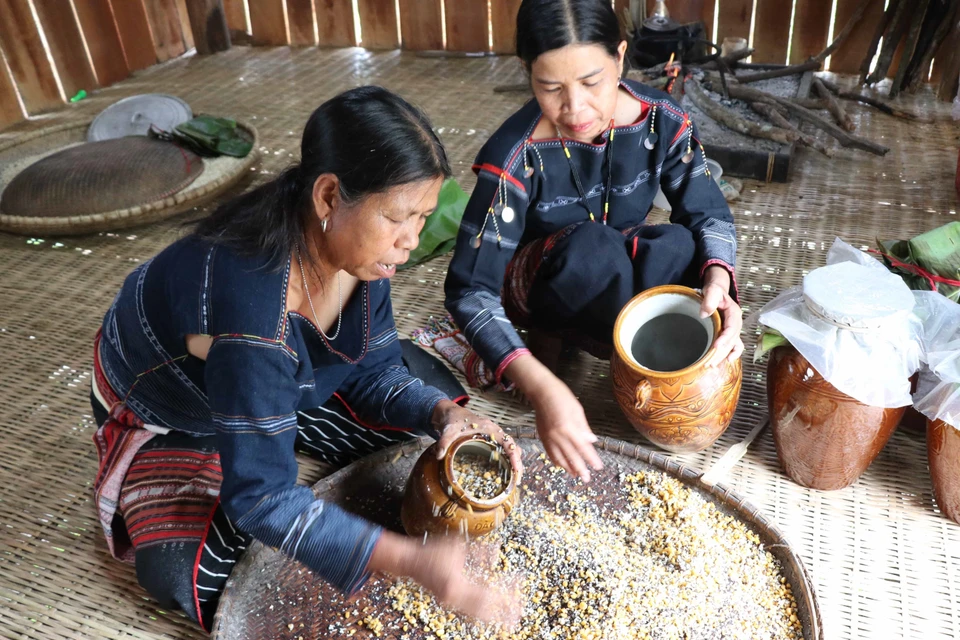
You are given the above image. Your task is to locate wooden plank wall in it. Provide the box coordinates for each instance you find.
[249,0,289,45]
[0,0,63,112]
[0,0,189,131]
[789,0,832,64]
[398,0,444,50]
[315,0,355,47]
[2,0,958,131]
[223,0,249,33]
[0,48,25,129]
[357,0,399,49]
[752,0,792,63]
[143,0,188,61]
[110,0,160,71]
[444,0,487,52]
[490,0,522,55]
[73,0,130,86]
[31,0,98,98]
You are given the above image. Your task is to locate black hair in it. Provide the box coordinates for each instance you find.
[194,85,451,268]
[515,0,623,67]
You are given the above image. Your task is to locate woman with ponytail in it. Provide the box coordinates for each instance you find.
[91,86,522,630]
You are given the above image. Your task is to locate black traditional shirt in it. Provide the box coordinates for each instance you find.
[445,79,737,380]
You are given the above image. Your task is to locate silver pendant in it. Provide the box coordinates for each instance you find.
[493,202,504,216]
[643,132,658,150]
[681,150,695,164]
[501,206,515,223]
[470,235,482,249]
[524,166,535,178]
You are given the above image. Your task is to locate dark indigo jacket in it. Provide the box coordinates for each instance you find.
[98,234,447,593]
[445,80,738,381]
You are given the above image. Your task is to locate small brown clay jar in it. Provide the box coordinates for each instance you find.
[768,346,906,491]
[401,434,520,538]
[610,285,743,453]
[927,418,960,525]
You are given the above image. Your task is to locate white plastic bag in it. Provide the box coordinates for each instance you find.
[758,239,922,408]
[912,292,960,429]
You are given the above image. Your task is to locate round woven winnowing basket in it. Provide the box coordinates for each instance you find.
[0,120,259,236]
[212,432,823,640]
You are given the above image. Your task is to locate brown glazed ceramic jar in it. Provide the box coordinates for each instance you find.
[927,418,960,525]
[401,434,519,538]
[611,285,743,453]
[768,346,906,491]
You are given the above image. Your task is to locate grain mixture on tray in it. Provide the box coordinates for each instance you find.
[334,455,804,640]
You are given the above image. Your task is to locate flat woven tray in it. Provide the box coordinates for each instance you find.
[0,120,259,236]
[212,433,822,639]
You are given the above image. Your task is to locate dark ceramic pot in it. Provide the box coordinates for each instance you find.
[927,418,960,525]
[768,346,905,490]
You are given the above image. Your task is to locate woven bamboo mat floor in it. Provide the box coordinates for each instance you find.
[0,47,958,639]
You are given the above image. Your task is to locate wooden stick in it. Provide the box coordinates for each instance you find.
[860,0,901,83]
[906,0,960,94]
[684,76,800,146]
[818,78,934,122]
[699,47,755,70]
[890,0,932,97]
[813,78,856,131]
[751,102,834,157]
[736,59,821,84]
[184,0,231,55]
[710,80,890,155]
[815,0,878,64]
[867,0,910,84]
[937,21,960,101]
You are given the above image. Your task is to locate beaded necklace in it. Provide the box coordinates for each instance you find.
[557,119,616,224]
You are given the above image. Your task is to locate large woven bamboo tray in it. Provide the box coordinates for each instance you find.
[0,120,259,236]
[212,433,822,639]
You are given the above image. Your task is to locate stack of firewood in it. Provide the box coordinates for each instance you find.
[626,0,952,160]
[859,0,960,100]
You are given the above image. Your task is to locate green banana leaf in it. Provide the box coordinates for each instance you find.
[399,178,469,271]
[753,329,790,363]
[174,115,253,158]
[877,221,960,302]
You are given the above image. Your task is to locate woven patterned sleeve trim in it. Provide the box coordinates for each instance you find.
[235,485,382,594]
[700,258,740,302]
[697,217,738,270]
[495,347,531,383]
[447,289,528,375]
[340,365,447,438]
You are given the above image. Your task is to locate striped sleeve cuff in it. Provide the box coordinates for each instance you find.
[380,377,447,439]
[447,289,528,378]
[697,217,737,268]
[235,486,383,594]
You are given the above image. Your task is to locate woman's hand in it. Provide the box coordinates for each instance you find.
[431,400,524,482]
[700,265,744,367]
[368,531,523,628]
[504,355,603,482]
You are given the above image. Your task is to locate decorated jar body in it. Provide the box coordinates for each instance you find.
[611,285,742,453]
[401,435,519,538]
[927,418,960,525]
[768,346,905,491]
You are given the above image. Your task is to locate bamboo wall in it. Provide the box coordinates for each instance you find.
[1,0,957,133]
